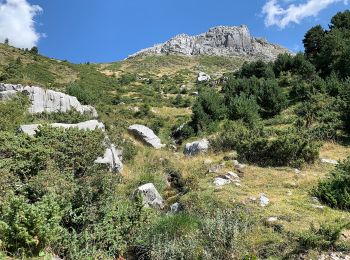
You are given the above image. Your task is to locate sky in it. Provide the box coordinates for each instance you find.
[0,0,349,63]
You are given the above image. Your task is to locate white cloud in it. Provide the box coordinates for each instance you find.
[262,0,348,29]
[0,0,43,48]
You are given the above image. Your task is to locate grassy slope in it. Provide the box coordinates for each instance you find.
[1,44,349,258]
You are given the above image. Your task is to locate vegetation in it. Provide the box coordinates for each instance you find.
[0,10,350,259]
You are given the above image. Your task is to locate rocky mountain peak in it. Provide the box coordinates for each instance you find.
[128,25,290,61]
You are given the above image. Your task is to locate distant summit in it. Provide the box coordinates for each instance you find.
[128,25,290,61]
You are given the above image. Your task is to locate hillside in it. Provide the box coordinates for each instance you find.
[1,13,350,260]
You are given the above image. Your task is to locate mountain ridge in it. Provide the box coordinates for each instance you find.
[128,25,290,61]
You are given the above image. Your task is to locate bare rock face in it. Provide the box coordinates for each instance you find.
[128,25,290,61]
[128,124,165,149]
[132,183,165,210]
[0,83,98,117]
[19,120,105,136]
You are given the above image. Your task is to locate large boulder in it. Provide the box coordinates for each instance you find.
[95,144,123,173]
[132,183,164,209]
[184,139,209,156]
[0,83,98,117]
[19,120,105,136]
[128,124,165,149]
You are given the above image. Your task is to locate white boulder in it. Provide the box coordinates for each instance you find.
[132,183,164,210]
[0,83,98,117]
[184,139,209,156]
[197,72,211,83]
[320,158,339,165]
[128,124,165,149]
[95,144,123,173]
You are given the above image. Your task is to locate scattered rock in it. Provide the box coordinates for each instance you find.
[197,72,211,83]
[259,194,270,207]
[267,217,278,223]
[294,168,302,174]
[311,204,325,210]
[319,252,350,260]
[233,160,246,173]
[320,158,339,165]
[128,124,165,149]
[132,183,164,210]
[0,83,98,117]
[190,91,199,96]
[19,120,105,136]
[286,190,293,196]
[95,144,123,173]
[208,164,223,173]
[184,139,209,156]
[170,202,182,213]
[213,171,240,186]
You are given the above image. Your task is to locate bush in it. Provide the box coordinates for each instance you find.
[314,157,350,210]
[190,87,226,133]
[225,94,260,126]
[0,94,30,131]
[238,130,320,167]
[296,222,348,251]
[0,194,64,256]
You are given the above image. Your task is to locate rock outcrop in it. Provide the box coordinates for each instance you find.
[19,120,105,136]
[184,139,209,156]
[132,183,165,210]
[0,83,98,117]
[128,25,290,61]
[128,124,165,149]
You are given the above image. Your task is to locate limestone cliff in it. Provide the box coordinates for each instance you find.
[128,25,290,61]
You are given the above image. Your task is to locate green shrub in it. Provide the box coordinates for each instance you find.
[314,157,350,210]
[0,194,64,256]
[296,222,348,251]
[0,94,30,131]
[190,87,226,133]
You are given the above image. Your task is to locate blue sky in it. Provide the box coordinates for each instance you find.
[0,0,349,63]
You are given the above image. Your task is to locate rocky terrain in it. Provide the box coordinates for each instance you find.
[128,25,290,61]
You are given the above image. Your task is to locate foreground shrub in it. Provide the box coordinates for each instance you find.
[314,157,350,210]
[0,194,63,256]
[296,222,348,252]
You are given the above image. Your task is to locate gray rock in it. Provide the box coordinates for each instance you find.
[184,139,209,156]
[233,160,247,173]
[213,171,240,186]
[170,202,181,213]
[95,144,123,173]
[132,183,164,210]
[128,124,165,149]
[0,90,17,101]
[128,25,290,61]
[19,120,105,136]
[0,83,98,117]
[197,72,211,83]
[259,193,270,207]
[320,158,339,165]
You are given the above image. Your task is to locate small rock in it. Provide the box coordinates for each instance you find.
[233,160,246,173]
[204,159,213,165]
[208,164,223,173]
[170,202,181,213]
[286,190,293,196]
[320,158,339,165]
[294,168,302,174]
[197,72,211,83]
[259,193,270,207]
[311,204,325,210]
[267,217,278,223]
[213,177,231,186]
